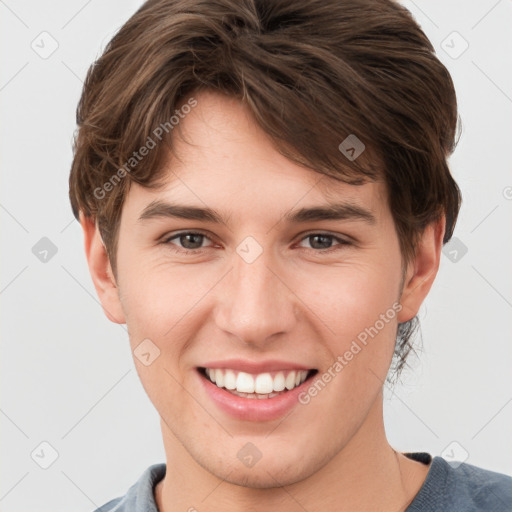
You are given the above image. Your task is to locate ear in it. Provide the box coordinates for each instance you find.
[80,212,125,324]
[397,216,446,323]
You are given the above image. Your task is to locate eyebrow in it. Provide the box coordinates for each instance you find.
[137,200,376,226]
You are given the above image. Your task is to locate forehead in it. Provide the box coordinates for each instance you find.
[123,90,388,222]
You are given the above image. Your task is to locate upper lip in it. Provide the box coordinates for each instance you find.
[199,359,315,374]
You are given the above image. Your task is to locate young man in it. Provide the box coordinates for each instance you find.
[68,0,512,510]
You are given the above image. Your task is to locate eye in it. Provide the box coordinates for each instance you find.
[296,233,351,252]
[162,231,214,253]
[161,231,351,255]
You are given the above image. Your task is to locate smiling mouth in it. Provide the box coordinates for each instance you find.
[198,367,318,399]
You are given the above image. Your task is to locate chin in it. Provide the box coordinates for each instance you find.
[217,464,309,489]
[196,441,332,490]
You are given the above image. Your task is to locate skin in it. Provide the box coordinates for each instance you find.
[81,90,444,511]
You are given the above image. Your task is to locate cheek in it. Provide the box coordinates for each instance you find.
[117,256,201,413]
[117,250,207,337]
[294,265,401,427]
[297,260,401,341]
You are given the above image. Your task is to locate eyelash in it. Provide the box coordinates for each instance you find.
[161,230,352,255]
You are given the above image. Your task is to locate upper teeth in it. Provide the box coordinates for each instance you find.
[204,368,309,394]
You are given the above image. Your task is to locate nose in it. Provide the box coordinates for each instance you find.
[214,244,298,347]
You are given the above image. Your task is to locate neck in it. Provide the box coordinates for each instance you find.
[155,394,429,512]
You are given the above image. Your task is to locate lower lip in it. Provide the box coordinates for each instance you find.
[198,370,314,422]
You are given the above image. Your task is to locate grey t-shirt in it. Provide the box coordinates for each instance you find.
[93,452,512,511]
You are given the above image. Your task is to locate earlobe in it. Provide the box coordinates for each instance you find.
[80,212,126,324]
[397,216,446,323]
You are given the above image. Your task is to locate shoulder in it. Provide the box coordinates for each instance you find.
[451,459,512,510]
[407,454,512,512]
[90,463,166,512]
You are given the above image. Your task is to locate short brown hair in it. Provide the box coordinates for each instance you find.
[68,0,461,379]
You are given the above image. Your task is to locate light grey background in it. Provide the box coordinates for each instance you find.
[1,1,511,511]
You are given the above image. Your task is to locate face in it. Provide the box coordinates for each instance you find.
[87,90,440,488]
